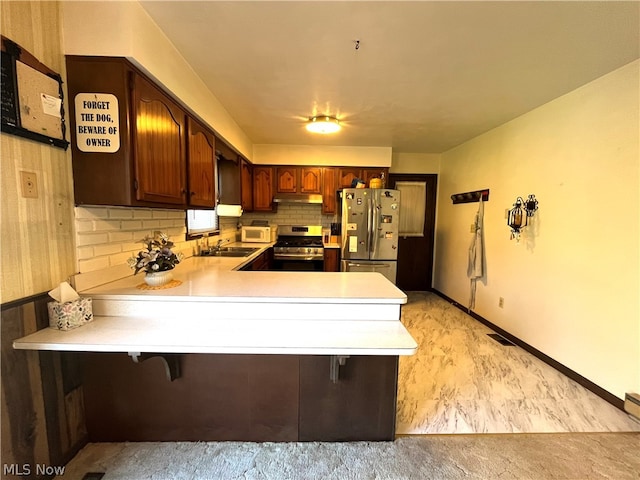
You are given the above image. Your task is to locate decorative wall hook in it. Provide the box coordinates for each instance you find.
[451,189,489,204]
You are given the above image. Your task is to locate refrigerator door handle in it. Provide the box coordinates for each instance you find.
[347,263,391,268]
[366,196,373,254]
[372,194,380,257]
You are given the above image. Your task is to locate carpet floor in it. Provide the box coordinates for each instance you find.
[57,433,640,480]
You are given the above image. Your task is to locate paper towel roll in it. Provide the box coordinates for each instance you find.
[215,204,243,217]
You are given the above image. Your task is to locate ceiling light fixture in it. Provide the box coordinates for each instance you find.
[306,115,341,134]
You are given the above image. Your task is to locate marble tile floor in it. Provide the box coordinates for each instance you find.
[396,291,640,434]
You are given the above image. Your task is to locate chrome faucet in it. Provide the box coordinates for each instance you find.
[213,238,228,252]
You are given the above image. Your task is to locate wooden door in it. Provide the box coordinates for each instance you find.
[133,74,186,205]
[253,166,274,211]
[240,158,253,212]
[276,167,297,193]
[388,174,438,291]
[300,167,322,193]
[187,117,215,208]
[322,167,338,214]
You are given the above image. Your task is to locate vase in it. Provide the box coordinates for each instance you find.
[144,270,174,287]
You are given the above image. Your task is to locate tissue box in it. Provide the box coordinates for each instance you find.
[47,297,93,331]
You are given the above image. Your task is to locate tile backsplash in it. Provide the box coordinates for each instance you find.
[74,203,338,274]
[240,203,338,229]
[74,206,238,274]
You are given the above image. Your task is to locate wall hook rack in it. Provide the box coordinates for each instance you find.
[451,189,489,204]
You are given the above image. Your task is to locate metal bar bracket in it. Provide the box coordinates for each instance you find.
[127,352,181,382]
[330,355,350,383]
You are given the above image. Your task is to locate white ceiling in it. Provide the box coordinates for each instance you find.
[140,1,639,153]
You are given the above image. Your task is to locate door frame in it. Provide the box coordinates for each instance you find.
[388,174,438,291]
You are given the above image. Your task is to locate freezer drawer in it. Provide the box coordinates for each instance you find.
[341,260,397,284]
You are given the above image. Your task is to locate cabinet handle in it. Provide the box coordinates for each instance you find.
[190,191,195,196]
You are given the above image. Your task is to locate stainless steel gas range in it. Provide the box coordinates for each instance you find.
[272,225,324,271]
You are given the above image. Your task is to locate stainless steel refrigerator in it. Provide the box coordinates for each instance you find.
[340,188,401,284]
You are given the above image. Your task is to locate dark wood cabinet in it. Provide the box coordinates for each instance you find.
[240,248,273,271]
[276,166,322,194]
[300,167,322,193]
[216,138,241,205]
[323,248,340,272]
[66,56,221,209]
[187,117,216,208]
[252,166,275,211]
[83,352,398,442]
[321,167,338,214]
[66,57,138,206]
[276,167,297,193]
[133,74,187,205]
[240,158,253,212]
[298,355,398,441]
[338,167,362,189]
[361,168,388,187]
[339,167,389,189]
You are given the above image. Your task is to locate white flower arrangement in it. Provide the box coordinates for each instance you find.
[127,231,183,275]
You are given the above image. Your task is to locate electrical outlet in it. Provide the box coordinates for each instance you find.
[499,297,504,308]
[20,171,38,198]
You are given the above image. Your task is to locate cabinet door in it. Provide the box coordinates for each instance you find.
[133,74,186,205]
[362,168,389,188]
[338,167,362,189]
[253,166,274,211]
[216,139,241,205]
[322,167,338,214]
[241,158,253,212]
[323,248,340,272]
[300,167,322,194]
[276,167,297,193]
[187,117,216,208]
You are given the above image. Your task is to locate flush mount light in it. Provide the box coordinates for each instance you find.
[306,115,341,134]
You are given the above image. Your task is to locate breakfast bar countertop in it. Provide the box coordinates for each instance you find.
[12,245,416,356]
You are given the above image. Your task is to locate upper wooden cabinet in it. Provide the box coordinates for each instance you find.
[66,56,219,209]
[321,167,338,214]
[186,117,216,208]
[216,138,241,206]
[276,167,322,194]
[339,167,389,189]
[133,74,187,205]
[240,158,253,212]
[253,166,275,211]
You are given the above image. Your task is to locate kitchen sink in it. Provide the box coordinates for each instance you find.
[200,247,260,257]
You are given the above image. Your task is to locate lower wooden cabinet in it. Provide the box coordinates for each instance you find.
[82,353,398,441]
[240,249,273,271]
[323,248,340,272]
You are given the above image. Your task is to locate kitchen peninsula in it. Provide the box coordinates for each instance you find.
[13,246,416,442]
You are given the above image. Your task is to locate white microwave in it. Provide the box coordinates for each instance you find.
[241,225,276,243]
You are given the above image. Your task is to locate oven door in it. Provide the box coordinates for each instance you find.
[272,257,324,271]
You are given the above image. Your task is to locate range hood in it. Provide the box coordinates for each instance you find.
[273,194,323,204]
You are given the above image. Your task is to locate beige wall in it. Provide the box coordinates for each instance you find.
[390,152,441,174]
[61,0,253,159]
[252,144,392,166]
[1,1,76,303]
[434,60,640,399]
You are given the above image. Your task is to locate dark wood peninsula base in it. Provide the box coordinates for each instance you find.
[82,353,399,442]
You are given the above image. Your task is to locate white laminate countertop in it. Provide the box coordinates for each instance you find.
[13,243,417,356]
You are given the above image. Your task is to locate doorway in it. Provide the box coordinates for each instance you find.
[388,174,437,291]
